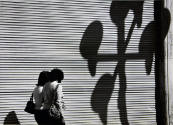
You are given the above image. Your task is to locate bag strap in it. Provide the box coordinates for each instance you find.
[30,93,34,102]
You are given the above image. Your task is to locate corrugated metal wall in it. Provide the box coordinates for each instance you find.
[0,0,157,125]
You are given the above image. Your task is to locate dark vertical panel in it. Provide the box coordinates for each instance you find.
[0,0,158,125]
[154,0,171,125]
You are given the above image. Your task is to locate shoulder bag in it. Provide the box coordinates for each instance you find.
[24,93,35,114]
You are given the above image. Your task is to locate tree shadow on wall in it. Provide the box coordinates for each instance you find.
[4,111,20,125]
[80,1,170,125]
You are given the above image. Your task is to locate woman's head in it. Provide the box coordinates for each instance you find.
[50,68,64,83]
[37,71,50,86]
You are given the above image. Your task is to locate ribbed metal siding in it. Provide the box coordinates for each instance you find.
[0,0,156,125]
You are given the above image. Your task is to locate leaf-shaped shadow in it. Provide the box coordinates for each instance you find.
[162,8,171,40]
[80,21,103,76]
[91,74,115,125]
[139,21,156,75]
[110,1,144,27]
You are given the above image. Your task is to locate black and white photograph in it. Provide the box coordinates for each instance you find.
[0,0,172,125]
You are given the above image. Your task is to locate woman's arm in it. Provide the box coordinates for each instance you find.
[55,84,65,111]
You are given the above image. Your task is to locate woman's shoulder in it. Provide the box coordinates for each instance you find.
[34,85,43,89]
[51,81,61,89]
[38,86,43,91]
[52,81,59,85]
[33,86,43,93]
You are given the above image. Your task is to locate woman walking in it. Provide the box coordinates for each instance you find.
[33,71,50,125]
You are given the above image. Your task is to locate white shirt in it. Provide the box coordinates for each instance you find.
[33,86,43,110]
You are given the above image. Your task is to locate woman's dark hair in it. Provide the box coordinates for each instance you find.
[50,68,64,83]
[37,71,50,86]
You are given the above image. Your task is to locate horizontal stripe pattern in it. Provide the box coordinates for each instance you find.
[0,0,156,125]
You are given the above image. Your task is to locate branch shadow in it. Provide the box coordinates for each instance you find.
[110,2,144,125]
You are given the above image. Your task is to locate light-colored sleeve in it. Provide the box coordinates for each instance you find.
[56,84,65,111]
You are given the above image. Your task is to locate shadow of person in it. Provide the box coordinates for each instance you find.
[4,111,20,125]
